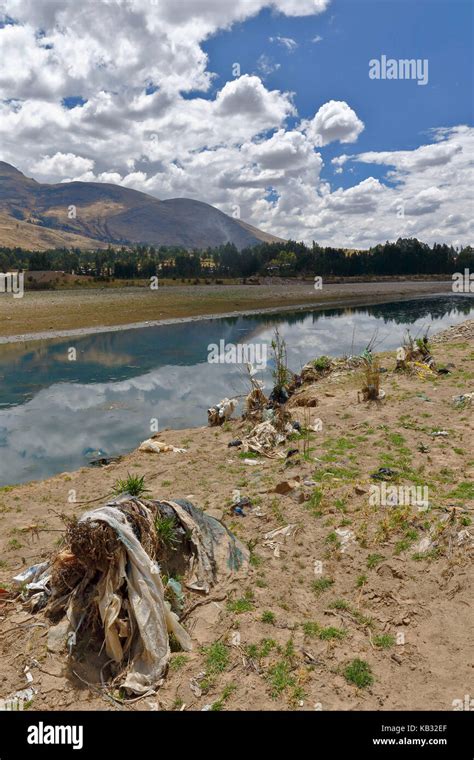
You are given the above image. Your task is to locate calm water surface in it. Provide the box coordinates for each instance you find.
[0,295,472,485]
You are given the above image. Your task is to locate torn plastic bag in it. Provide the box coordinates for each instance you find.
[156,499,249,593]
[13,562,51,595]
[78,503,192,694]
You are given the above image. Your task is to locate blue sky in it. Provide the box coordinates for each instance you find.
[204,0,473,189]
[0,0,472,248]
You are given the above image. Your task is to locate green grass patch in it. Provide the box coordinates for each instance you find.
[450,482,474,501]
[318,626,347,641]
[344,658,374,689]
[367,553,384,569]
[203,642,229,675]
[169,654,189,671]
[227,590,254,613]
[266,660,295,699]
[311,577,334,595]
[373,634,395,649]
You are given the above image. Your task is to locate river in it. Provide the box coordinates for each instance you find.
[0,294,472,485]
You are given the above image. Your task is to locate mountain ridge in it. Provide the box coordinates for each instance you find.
[0,162,283,251]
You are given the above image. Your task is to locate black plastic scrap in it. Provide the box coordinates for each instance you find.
[370,467,398,481]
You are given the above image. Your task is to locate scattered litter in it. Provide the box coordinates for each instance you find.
[437,364,454,375]
[416,393,431,402]
[264,525,297,540]
[417,443,430,453]
[292,421,302,432]
[431,430,448,437]
[139,438,187,454]
[263,524,297,557]
[286,448,299,459]
[83,447,107,460]
[166,578,185,613]
[452,393,473,407]
[304,480,317,487]
[13,562,49,589]
[201,704,212,711]
[230,494,252,517]
[231,631,241,646]
[89,456,121,467]
[370,468,398,481]
[244,380,268,421]
[243,420,288,456]
[189,678,202,698]
[335,528,355,553]
[208,398,237,426]
[242,458,259,466]
[228,439,242,448]
[413,361,436,380]
[269,386,289,405]
[457,529,472,546]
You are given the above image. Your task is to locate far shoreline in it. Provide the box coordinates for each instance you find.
[0,278,465,345]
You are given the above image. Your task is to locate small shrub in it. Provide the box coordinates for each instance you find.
[113,473,149,497]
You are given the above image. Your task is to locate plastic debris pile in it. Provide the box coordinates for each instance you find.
[13,496,248,695]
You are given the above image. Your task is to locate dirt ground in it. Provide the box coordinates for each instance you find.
[0,278,453,341]
[0,320,472,712]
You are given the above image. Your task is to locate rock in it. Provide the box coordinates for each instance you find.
[290,491,306,504]
[191,601,223,645]
[413,536,433,553]
[273,478,300,495]
[47,619,70,654]
[354,485,367,495]
[376,563,404,580]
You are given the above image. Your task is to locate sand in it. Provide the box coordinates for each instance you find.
[0,319,472,712]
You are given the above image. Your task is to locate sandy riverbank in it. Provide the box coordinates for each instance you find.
[0,278,455,343]
[0,319,472,711]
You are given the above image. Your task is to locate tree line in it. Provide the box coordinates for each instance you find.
[0,238,472,280]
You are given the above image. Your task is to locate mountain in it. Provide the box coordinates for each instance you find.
[0,162,282,251]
